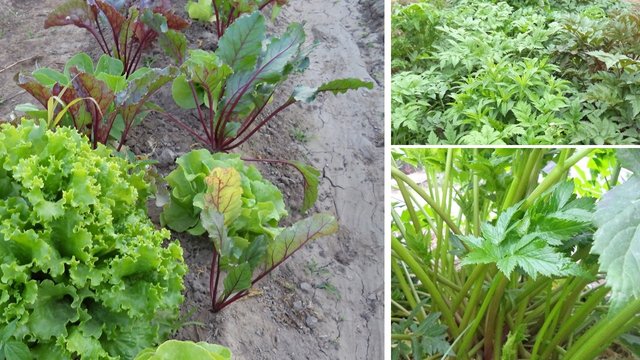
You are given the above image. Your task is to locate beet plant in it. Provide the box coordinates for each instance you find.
[0,120,186,359]
[161,11,372,153]
[161,150,337,312]
[391,148,640,359]
[45,0,188,76]
[17,53,177,150]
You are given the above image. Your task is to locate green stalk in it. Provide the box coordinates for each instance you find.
[392,168,462,235]
[391,260,423,322]
[530,279,575,359]
[473,149,481,236]
[493,305,506,360]
[564,298,640,360]
[452,264,485,311]
[513,149,543,204]
[482,274,509,359]
[524,149,594,209]
[502,150,530,210]
[397,179,423,235]
[540,285,609,359]
[439,150,454,272]
[458,271,486,335]
[457,274,502,358]
[391,237,459,336]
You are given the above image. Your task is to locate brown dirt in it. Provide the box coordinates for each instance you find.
[0,1,384,359]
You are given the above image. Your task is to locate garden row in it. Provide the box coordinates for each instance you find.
[0,0,371,358]
[392,0,640,145]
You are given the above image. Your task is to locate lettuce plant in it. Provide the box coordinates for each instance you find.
[0,120,186,359]
[162,11,372,153]
[186,0,288,37]
[16,53,177,150]
[45,0,188,76]
[161,150,337,312]
[135,340,231,360]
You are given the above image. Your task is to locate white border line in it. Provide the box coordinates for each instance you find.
[384,0,392,359]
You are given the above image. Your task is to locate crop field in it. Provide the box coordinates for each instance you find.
[391,148,640,359]
[392,0,640,145]
[0,0,383,358]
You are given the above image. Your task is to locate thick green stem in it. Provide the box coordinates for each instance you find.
[391,237,459,336]
[565,298,640,360]
[391,259,423,322]
[524,149,594,209]
[457,274,502,358]
[392,167,462,235]
[540,285,608,359]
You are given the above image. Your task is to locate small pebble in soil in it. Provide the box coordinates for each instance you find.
[293,300,304,310]
[300,282,313,293]
[305,315,318,328]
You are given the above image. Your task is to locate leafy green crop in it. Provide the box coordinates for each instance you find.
[17,53,177,151]
[161,150,337,312]
[391,148,640,360]
[135,340,231,360]
[186,0,287,37]
[0,120,186,359]
[162,11,372,153]
[45,0,188,76]
[391,0,640,145]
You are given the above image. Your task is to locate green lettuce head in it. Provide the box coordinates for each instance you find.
[0,120,186,359]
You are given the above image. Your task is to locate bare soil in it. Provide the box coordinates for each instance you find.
[0,0,384,359]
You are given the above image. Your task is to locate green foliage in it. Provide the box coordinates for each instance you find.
[0,120,186,359]
[460,183,594,279]
[592,149,640,309]
[135,340,231,360]
[167,12,372,152]
[186,0,288,37]
[44,0,188,75]
[161,150,337,311]
[160,149,287,235]
[392,0,640,144]
[17,53,178,150]
[391,148,640,359]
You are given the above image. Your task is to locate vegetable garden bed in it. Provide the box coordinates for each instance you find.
[0,0,384,358]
